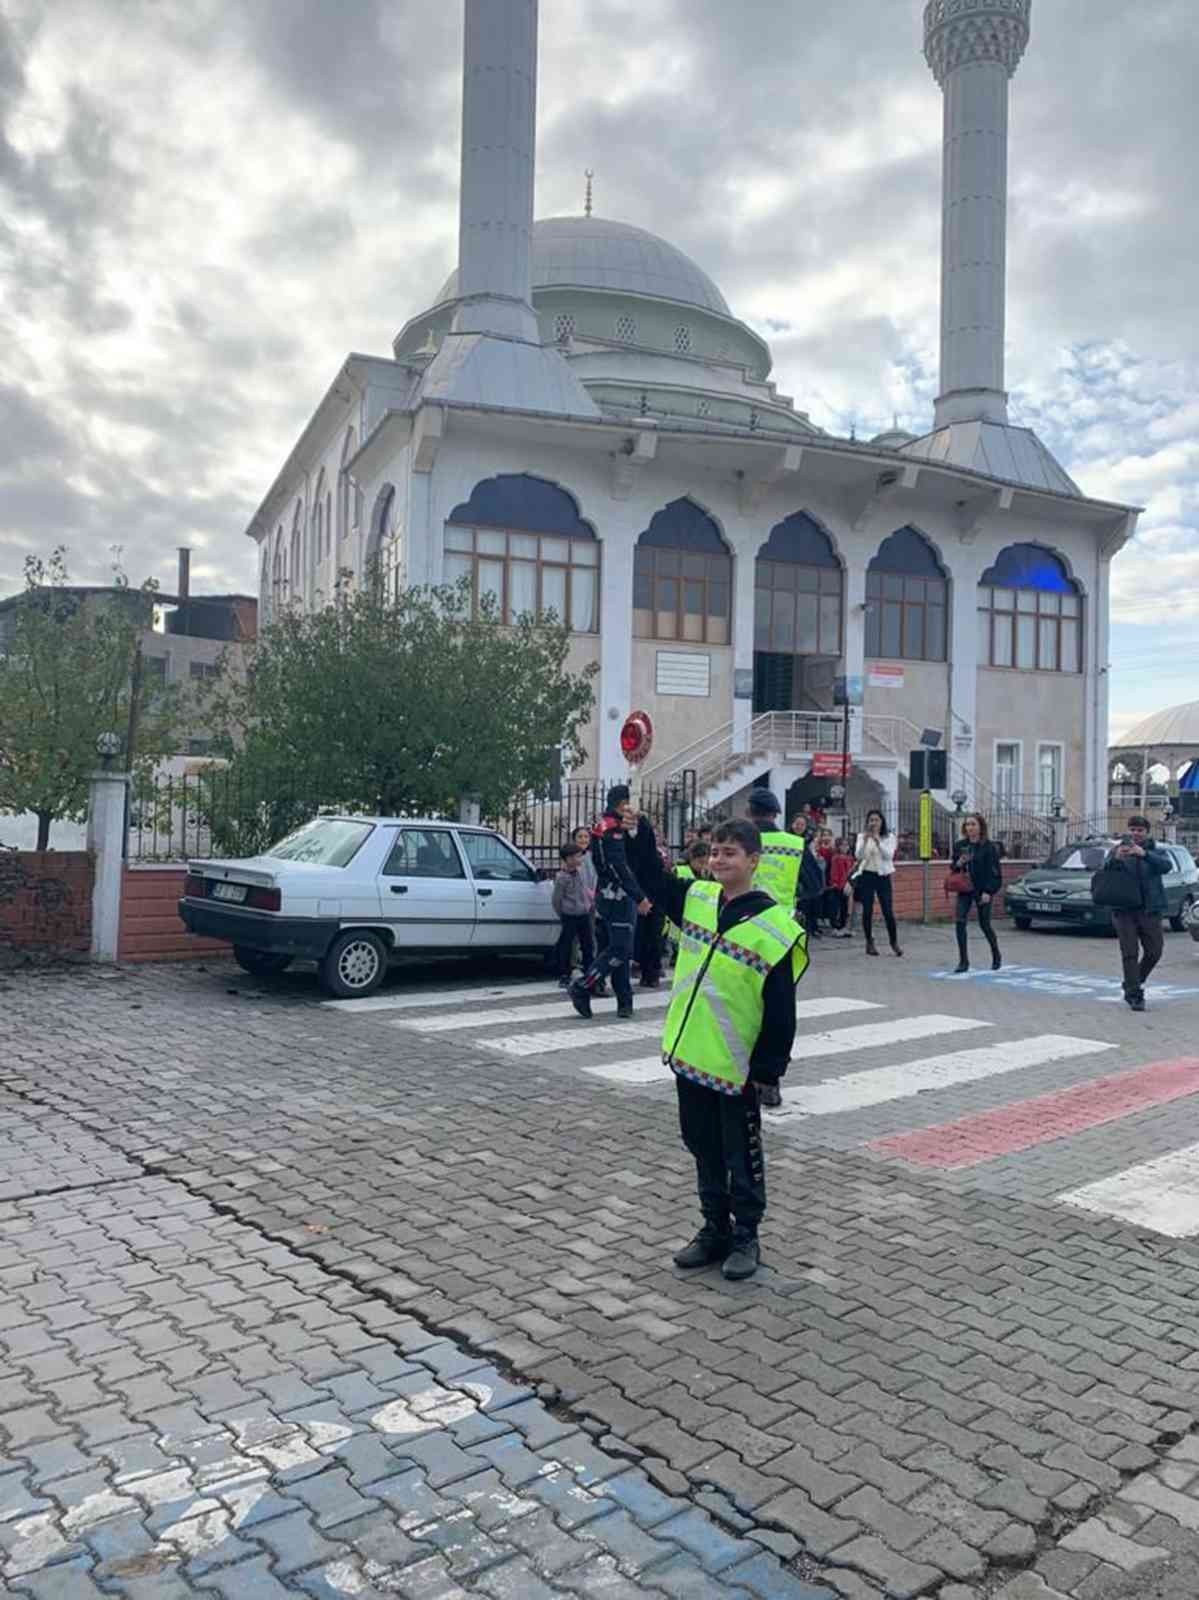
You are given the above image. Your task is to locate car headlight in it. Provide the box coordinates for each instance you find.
[1009,880,1027,896]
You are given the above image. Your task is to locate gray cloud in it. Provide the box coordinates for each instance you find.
[0,0,1195,747]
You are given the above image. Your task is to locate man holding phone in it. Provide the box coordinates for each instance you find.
[1107,816,1172,1011]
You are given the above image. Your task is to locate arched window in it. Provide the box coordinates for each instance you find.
[633,499,731,645]
[865,527,947,662]
[754,513,842,658]
[444,474,598,632]
[312,472,326,564]
[366,485,396,595]
[289,504,303,599]
[978,544,1081,673]
[339,429,360,542]
[271,534,284,608]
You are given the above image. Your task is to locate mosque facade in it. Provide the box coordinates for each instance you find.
[245,0,1139,826]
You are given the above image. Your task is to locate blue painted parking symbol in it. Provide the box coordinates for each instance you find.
[930,964,1199,1004]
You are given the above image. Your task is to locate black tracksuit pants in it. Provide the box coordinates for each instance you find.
[675,1074,766,1237]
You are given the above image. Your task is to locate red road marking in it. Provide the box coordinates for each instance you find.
[869,1058,1199,1169]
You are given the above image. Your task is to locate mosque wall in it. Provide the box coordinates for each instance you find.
[863,660,950,745]
[976,668,1088,814]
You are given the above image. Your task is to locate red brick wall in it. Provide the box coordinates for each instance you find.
[119,866,228,963]
[892,859,1033,922]
[0,851,92,954]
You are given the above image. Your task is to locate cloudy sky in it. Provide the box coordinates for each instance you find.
[1,0,1195,740]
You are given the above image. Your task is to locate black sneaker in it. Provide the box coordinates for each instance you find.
[721,1233,760,1281]
[568,981,592,1019]
[1127,992,1146,1012]
[758,1083,782,1109]
[673,1226,732,1269]
[557,976,572,989]
[616,1005,634,1020]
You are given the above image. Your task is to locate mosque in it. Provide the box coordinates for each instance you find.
[246,0,1139,827]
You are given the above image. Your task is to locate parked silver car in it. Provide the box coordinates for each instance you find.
[178,816,559,996]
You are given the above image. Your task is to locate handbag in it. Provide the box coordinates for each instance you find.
[944,868,973,897]
[1091,861,1143,911]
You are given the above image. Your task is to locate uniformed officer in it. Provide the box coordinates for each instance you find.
[631,817,808,1281]
[746,788,806,911]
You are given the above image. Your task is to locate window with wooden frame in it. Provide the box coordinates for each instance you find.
[633,499,731,645]
[753,512,842,656]
[443,475,599,633]
[865,527,947,661]
[977,545,1081,672]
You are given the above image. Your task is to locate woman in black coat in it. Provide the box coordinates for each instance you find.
[951,813,1003,973]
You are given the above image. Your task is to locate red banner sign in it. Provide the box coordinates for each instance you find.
[811,752,851,779]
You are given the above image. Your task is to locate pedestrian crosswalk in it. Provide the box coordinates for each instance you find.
[326,977,1199,1240]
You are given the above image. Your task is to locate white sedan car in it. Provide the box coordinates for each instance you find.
[178,815,559,997]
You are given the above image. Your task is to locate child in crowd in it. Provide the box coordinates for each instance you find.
[552,842,595,987]
[826,836,855,935]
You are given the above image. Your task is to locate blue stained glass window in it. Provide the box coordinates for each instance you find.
[448,475,595,539]
[868,527,944,578]
[980,544,1077,594]
[637,498,727,553]
[758,512,839,568]
[1179,761,1199,794]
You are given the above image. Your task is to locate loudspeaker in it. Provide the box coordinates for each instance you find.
[1178,792,1199,817]
[908,750,926,790]
[926,749,948,790]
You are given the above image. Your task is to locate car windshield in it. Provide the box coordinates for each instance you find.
[1044,843,1112,872]
[267,819,373,867]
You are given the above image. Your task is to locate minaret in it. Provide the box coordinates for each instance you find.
[923,0,1031,429]
[420,0,598,416]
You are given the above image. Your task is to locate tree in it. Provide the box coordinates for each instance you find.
[198,577,598,852]
[0,550,184,849]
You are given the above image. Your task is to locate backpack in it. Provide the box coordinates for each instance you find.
[799,843,824,903]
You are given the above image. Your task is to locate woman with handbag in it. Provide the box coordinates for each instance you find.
[854,810,902,957]
[948,813,1003,973]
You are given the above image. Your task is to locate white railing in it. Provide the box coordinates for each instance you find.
[647,710,847,795]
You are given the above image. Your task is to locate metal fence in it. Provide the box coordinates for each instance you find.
[125,765,703,867]
[499,771,700,869]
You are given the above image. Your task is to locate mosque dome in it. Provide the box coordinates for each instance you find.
[1111,701,1199,751]
[435,216,731,317]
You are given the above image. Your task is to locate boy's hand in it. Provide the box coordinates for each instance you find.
[637,898,652,916]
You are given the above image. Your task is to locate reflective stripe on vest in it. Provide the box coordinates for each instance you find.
[662,879,807,1096]
[753,829,805,908]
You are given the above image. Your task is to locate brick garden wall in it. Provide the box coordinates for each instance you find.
[0,851,92,955]
[118,866,228,963]
[891,859,1033,922]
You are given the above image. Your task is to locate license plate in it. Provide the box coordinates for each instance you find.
[1030,900,1060,913]
[212,882,248,904]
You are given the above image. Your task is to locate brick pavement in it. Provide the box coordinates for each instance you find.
[2,925,1199,1597]
[0,1144,829,1598]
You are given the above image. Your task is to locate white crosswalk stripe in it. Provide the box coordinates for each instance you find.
[322,980,562,1013]
[797,1013,989,1061]
[488,995,884,1062]
[394,991,672,1034]
[581,998,885,1085]
[766,1033,1116,1119]
[1059,1143,1199,1237]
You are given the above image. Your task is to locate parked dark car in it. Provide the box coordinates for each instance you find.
[1004,839,1199,933]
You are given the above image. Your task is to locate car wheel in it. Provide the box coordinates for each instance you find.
[1169,894,1194,933]
[320,930,386,998]
[1013,917,1032,931]
[233,946,293,977]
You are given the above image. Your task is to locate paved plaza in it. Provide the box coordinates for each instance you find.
[5,922,1199,1598]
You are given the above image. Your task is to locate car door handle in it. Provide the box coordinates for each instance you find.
[477,888,493,897]
[389,885,408,895]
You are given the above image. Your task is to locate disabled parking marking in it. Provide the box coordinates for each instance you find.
[930,963,1199,1004]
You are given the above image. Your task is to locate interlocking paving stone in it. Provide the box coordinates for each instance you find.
[7,938,1199,1594]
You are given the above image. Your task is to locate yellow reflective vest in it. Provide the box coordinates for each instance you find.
[753,828,805,908]
[662,879,807,1095]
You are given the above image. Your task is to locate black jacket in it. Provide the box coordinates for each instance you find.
[1102,841,1171,914]
[589,812,645,903]
[951,839,1003,897]
[632,824,797,1084]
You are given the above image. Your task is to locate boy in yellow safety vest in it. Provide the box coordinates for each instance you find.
[630,816,808,1281]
